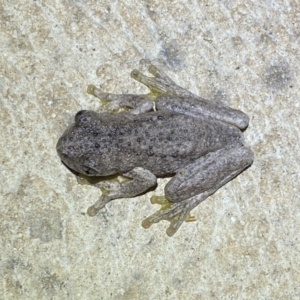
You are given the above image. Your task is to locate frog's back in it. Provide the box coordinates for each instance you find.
[73,110,244,176]
[120,112,243,175]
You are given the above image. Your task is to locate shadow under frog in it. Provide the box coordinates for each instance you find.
[56,62,254,236]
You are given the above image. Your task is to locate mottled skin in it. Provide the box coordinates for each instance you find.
[56,63,254,236]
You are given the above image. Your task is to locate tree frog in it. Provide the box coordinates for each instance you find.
[56,62,254,236]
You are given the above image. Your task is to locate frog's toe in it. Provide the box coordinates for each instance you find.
[86,197,108,217]
[86,84,97,95]
[86,190,116,217]
[86,84,106,100]
[87,205,99,217]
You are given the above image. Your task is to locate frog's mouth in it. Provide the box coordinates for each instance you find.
[57,135,115,177]
[56,133,82,174]
[57,152,93,176]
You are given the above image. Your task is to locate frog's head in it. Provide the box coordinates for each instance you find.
[56,110,116,177]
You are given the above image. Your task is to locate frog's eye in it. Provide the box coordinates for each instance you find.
[81,165,98,176]
[75,110,88,122]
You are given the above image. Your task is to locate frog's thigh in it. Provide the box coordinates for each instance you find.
[156,95,249,130]
[165,146,254,202]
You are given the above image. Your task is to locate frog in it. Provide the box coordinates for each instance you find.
[56,62,254,236]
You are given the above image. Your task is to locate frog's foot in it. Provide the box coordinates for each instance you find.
[142,195,197,237]
[86,178,136,216]
[85,168,157,217]
[131,63,197,98]
[86,180,122,216]
[87,84,153,114]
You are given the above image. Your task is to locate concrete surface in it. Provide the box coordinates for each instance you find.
[1,1,300,299]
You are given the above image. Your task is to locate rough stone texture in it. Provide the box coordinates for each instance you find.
[1,1,299,299]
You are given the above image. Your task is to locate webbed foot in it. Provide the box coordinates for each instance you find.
[131,63,196,98]
[142,195,196,237]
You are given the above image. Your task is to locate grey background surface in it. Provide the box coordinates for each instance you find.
[1,1,300,299]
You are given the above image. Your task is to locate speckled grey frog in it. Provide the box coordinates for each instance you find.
[56,62,254,236]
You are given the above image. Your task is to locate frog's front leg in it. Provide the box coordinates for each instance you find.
[143,146,254,236]
[87,85,153,114]
[87,167,157,216]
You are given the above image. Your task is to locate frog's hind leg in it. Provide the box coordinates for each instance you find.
[131,64,197,98]
[87,85,153,114]
[142,146,254,236]
[133,63,250,130]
